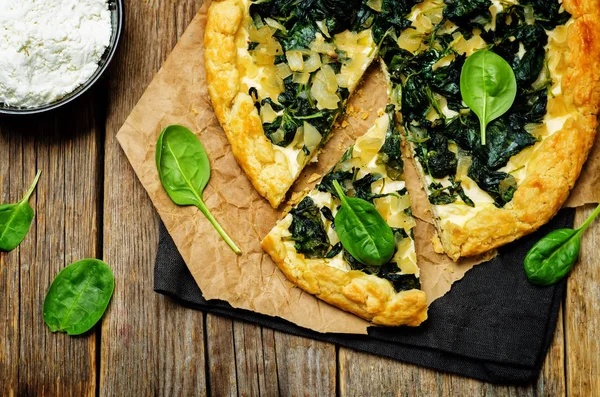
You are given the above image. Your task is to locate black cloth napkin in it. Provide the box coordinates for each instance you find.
[154,209,573,384]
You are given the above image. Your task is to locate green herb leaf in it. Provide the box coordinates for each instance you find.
[525,204,600,286]
[460,50,517,145]
[0,170,41,252]
[43,259,114,335]
[156,125,241,255]
[332,180,395,267]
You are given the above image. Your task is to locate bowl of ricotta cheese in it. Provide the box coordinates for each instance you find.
[0,0,123,114]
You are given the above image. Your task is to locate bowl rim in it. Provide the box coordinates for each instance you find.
[0,0,124,116]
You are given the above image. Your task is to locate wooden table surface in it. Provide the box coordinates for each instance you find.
[1,1,599,396]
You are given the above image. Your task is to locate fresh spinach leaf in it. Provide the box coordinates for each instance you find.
[525,204,600,286]
[289,196,330,258]
[460,50,518,145]
[156,125,241,254]
[0,170,42,252]
[43,259,114,335]
[332,180,395,267]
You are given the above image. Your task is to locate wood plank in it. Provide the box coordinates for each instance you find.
[0,100,101,396]
[100,1,207,395]
[232,320,279,396]
[338,308,565,396]
[206,314,336,397]
[273,332,336,397]
[206,315,238,396]
[566,204,600,397]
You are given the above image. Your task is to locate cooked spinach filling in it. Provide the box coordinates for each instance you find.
[288,104,418,293]
[250,0,570,206]
[289,194,419,293]
[316,105,405,204]
[289,196,330,258]
[249,0,380,151]
[380,0,570,207]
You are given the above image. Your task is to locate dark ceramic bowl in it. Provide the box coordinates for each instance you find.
[0,0,124,115]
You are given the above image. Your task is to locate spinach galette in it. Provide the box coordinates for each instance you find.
[206,0,600,266]
[262,107,428,326]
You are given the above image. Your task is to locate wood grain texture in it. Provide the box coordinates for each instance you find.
[338,308,566,397]
[100,0,207,395]
[273,332,336,397]
[207,315,336,397]
[206,315,239,396]
[0,100,101,396]
[232,321,279,396]
[566,204,600,397]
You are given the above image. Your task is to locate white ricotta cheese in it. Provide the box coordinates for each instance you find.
[0,0,112,108]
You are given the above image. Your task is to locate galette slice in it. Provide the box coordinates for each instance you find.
[205,0,380,207]
[262,105,427,326]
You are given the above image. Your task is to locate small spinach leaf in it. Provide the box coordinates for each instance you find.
[0,170,42,252]
[43,259,114,335]
[460,50,517,145]
[332,180,395,267]
[525,204,600,286]
[156,125,241,254]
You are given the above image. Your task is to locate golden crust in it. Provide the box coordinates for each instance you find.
[437,9,600,260]
[261,220,428,327]
[205,0,294,207]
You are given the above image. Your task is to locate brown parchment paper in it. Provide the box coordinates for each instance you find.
[117,2,598,334]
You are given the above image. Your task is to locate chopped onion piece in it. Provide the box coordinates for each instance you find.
[270,128,285,145]
[303,51,322,73]
[311,69,340,110]
[264,17,286,33]
[286,50,304,71]
[310,33,336,55]
[248,25,273,44]
[276,62,292,79]
[316,20,331,38]
[303,122,322,152]
[293,72,311,85]
[398,30,421,52]
[413,13,433,34]
[366,0,382,11]
[336,72,350,88]
[320,64,338,93]
[296,149,307,165]
[524,5,535,25]
[432,54,455,71]
[293,125,304,149]
[253,51,275,65]
[334,31,359,53]
[255,41,283,56]
[357,29,372,45]
[260,102,278,123]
